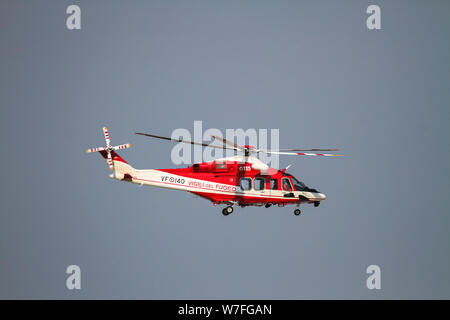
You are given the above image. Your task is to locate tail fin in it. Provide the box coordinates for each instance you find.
[99,150,136,179]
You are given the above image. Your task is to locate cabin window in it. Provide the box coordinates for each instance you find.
[270,179,278,190]
[282,178,293,191]
[254,178,265,190]
[240,178,252,191]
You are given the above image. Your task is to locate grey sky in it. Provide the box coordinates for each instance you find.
[0,0,449,299]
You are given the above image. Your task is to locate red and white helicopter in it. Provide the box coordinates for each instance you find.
[86,127,342,216]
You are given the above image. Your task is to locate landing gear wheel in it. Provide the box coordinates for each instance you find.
[294,209,301,216]
[222,206,233,216]
[225,206,233,214]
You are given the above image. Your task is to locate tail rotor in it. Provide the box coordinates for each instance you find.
[86,127,131,170]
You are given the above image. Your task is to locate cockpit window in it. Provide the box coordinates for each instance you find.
[290,176,307,191]
[282,178,293,191]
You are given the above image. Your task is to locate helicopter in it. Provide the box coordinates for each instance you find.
[86,127,342,216]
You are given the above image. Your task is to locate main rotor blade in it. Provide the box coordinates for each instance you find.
[135,132,238,151]
[266,148,340,152]
[210,135,244,151]
[261,150,343,157]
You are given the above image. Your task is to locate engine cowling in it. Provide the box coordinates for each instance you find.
[192,163,213,172]
[251,162,268,172]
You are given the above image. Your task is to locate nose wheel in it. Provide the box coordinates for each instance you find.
[222,206,234,216]
[294,208,301,216]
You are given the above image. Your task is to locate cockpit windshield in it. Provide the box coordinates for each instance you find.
[282,172,318,192]
[290,176,307,191]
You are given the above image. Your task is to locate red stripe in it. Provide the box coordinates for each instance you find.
[133,177,298,201]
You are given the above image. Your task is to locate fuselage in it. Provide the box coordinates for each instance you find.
[114,156,326,207]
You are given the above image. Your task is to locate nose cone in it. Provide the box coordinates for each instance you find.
[309,192,326,201]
